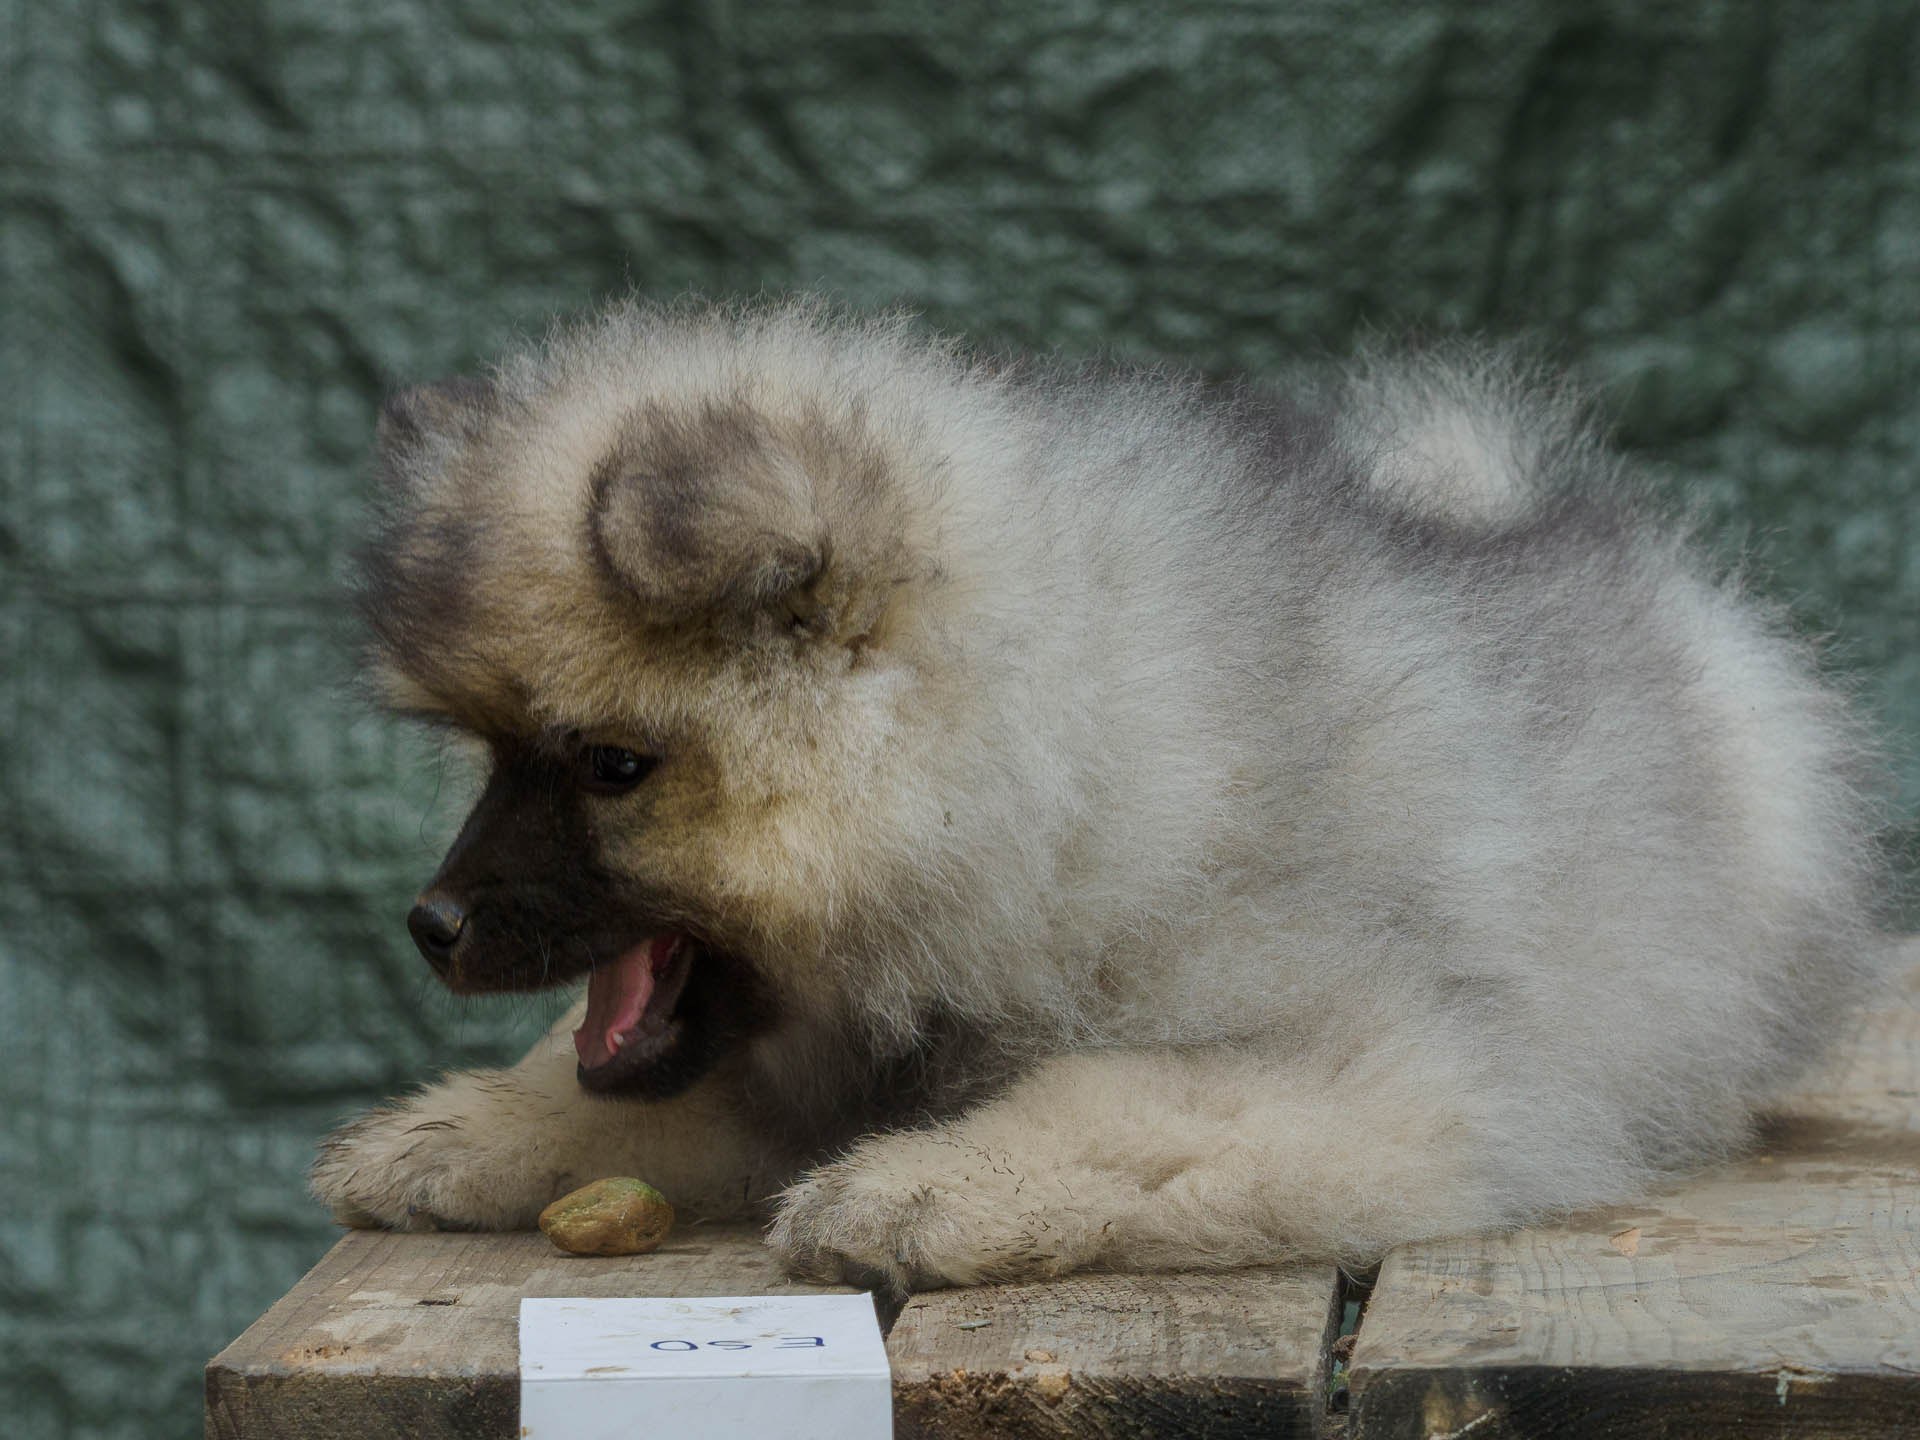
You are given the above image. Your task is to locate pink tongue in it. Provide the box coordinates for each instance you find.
[574,937,673,1069]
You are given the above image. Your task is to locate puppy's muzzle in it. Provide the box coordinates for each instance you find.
[407,893,468,976]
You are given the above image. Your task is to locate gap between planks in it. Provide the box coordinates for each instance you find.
[1349,942,1920,1439]
[208,941,1918,1440]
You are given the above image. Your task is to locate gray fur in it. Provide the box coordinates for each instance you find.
[313,298,1893,1290]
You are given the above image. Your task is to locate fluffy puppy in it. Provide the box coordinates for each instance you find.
[311,299,1890,1295]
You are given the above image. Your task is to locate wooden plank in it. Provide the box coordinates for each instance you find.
[1348,946,1920,1440]
[205,1223,847,1440]
[215,940,1917,1440]
[888,1265,1342,1439]
[208,1223,1341,1439]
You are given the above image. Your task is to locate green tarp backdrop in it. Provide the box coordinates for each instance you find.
[3,3,1916,1437]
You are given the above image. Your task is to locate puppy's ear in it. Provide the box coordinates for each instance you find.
[375,377,498,487]
[588,405,829,629]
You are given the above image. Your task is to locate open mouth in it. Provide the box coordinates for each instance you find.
[573,932,697,1082]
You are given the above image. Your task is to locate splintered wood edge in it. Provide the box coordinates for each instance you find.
[1349,946,1920,1439]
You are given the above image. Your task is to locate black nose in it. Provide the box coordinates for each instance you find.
[407,894,468,973]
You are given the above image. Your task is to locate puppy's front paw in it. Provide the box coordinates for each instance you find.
[310,1105,459,1231]
[309,1079,559,1232]
[766,1135,1090,1295]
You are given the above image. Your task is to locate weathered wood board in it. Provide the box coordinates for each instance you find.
[209,945,1917,1440]
[204,1224,847,1440]
[206,1223,1340,1439]
[889,1267,1342,1438]
[1348,945,1920,1439]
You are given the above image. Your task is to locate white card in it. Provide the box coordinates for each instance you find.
[520,1295,892,1439]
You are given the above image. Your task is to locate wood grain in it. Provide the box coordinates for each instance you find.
[889,1265,1342,1439]
[206,1223,1340,1439]
[204,1224,847,1440]
[1348,945,1920,1439]
[208,948,1918,1439]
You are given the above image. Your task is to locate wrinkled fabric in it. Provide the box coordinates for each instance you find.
[1,3,1915,1436]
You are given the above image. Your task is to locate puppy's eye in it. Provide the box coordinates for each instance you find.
[579,745,658,795]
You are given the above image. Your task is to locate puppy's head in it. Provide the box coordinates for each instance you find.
[359,304,951,1098]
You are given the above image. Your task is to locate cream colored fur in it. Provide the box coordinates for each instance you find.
[315,999,776,1229]
[311,298,1891,1293]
